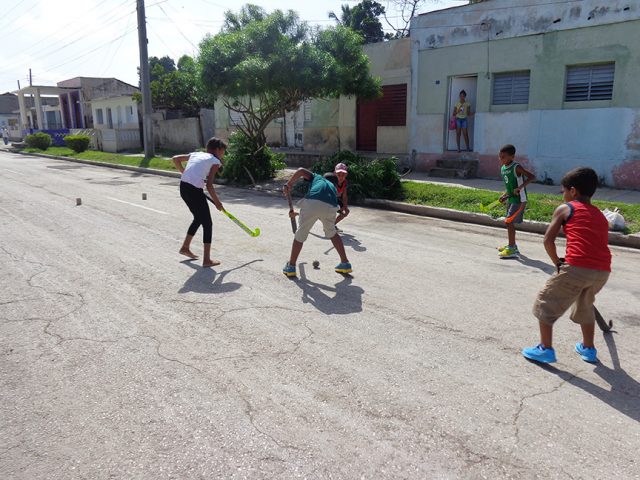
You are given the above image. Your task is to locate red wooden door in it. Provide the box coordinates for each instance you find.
[356,99,377,151]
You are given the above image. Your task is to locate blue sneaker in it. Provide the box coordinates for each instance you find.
[522,344,557,363]
[282,262,296,277]
[575,343,598,363]
[335,262,352,274]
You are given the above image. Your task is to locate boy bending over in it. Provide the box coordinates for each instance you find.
[282,168,352,277]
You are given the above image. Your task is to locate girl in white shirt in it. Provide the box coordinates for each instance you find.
[172,137,226,267]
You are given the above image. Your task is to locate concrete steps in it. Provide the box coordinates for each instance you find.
[429,157,479,179]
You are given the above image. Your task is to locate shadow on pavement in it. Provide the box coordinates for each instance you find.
[178,259,263,294]
[308,231,367,255]
[291,262,364,315]
[536,333,640,423]
[515,254,555,274]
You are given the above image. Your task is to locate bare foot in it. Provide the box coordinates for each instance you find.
[179,248,199,260]
[202,259,221,268]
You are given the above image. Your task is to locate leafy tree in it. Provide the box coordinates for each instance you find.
[137,55,213,117]
[198,4,380,154]
[329,1,387,44]
[149,55,176,81]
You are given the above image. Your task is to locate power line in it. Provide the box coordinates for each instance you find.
[45,25,138,72]
[17,1,135,64]
[155,3,198,51]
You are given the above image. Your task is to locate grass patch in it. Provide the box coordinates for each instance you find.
[21,147,178,172]
[402,181,640,234]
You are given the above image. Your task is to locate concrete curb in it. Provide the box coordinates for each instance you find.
[14,150,640,250]
[15,151,182,179]
[364,198,640,250]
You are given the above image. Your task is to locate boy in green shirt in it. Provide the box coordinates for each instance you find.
[497,144,535,258]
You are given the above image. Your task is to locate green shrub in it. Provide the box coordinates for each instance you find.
[24,132,52,150]
[63,134,90,153]
[221,131,286,184]
[311,151,403,201]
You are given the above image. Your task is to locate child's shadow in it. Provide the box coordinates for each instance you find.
[178,259,262,294]
[535,333,640,423]
[293,263,364,315]
[512,254,556,274]
[309,231,367,254]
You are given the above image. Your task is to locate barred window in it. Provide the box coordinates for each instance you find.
[492,71,530,105]
[565,63,614,102]
[377,84,407,126]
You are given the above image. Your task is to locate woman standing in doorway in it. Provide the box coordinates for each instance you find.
[453,90,473,152]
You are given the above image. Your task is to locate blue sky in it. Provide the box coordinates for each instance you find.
[0,0,465,94]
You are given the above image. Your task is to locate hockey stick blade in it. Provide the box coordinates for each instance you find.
[204,195,260,237]
[479,199,501,213]
[594,306,612,333]
[222,210,260,237]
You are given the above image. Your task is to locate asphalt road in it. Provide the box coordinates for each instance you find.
[1,151,639,480]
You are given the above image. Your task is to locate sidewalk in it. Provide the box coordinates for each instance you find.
[402,172,640,203]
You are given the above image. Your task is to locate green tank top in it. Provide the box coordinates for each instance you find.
[501,162,527,204]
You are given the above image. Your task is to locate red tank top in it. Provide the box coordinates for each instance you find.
[563,201,611,272]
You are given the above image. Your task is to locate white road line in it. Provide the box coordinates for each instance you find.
[106,197,169,215]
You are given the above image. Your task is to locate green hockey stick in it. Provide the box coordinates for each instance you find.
[222,209,260,237]
[205,195,260,237]
[479,199,501,213]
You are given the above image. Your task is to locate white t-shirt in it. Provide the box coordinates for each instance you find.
[181,152,221,188]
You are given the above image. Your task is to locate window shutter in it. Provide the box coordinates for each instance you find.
[565,63,614,101]
[493,72,530,105]
[377,84,407,126]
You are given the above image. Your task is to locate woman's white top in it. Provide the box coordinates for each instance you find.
[181,152,221,188]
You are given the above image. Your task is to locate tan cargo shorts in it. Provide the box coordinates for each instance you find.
[294,199,338,243]
[533,263,609,325]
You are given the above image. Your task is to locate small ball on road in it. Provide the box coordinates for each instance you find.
[312,260,320,269]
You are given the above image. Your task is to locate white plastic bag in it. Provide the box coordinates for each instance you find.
[603,208,625,231]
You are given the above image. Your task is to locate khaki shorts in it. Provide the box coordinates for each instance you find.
[294,199,337,243]
[533,264,609,325]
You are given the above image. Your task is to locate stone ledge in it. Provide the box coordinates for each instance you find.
[364,198,640,249]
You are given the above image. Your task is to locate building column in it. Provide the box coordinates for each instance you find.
[18,92,28,130]
[59,95,67,129]
[67,93,76,128]
[78,90,85,128]
[34,88,46,130]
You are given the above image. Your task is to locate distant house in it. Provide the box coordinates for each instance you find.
[0,93,20,139]
[409,0,640,189]
[91,93,140,152]
[12,77,140,148]
[56,77,139,129]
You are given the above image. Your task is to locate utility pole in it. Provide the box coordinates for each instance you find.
[136,0,154,159]
[29,69,32,86]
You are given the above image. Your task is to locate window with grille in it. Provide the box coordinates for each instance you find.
[565,63,614,102]
[377,84,407,126]
[492,71,530,105]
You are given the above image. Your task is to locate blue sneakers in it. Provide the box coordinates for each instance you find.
[522,344,557,363]
[335,262,352,274]
[282,262,297,277]
[575,343,598,363]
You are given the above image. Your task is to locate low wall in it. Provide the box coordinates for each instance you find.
[154,117,202,151]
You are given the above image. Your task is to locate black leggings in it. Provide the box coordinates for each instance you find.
[180,182,212,243]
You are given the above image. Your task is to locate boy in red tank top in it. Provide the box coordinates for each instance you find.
[522,168,611,364]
